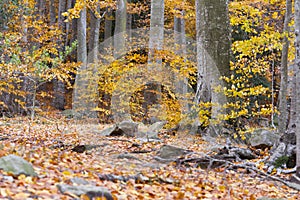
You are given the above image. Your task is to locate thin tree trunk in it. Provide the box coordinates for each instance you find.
[279,0,292,134]
[294,0,300,178]
[148,0,164,64]
[174,10,188,112]
[88,7,101,62]
[104,7,113,41]
[73,5,88,118]
[49,0,56,25]
[114,0,127,58]
[65,0,72,47]
[142,0,164,123]
[127,0,132,41]
[53,0,67,110]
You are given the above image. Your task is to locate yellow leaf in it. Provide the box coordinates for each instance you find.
[62,170,72,176]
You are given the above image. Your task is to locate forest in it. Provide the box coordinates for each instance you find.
[1,0,300,199]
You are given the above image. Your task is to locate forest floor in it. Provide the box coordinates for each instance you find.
[0,112,299,199]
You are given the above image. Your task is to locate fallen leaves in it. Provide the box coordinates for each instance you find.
[0,117,299,199]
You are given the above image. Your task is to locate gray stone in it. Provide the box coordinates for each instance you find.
[117,120,138,137]
[57,184,113,200]
[0,155,37,176]
[70,177,90,185]
[257,197,285,200]
[137,137,162,143]
[148,121,166,134]
[249,129,280,149]
[99,125,118,136]
[157,145,191,159]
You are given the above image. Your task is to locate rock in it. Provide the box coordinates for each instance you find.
[57,184,113,200]
[157,145,191,159]
[61,109,74,118]
[0,155,37,177]
[148,121,166,134]
[117,120,138,137]
[249,129,280,149]
[99,121,138,137]
[71,144,102,153]
[280,131,296,145]
[70,177,90,185]
[230,147,257,160]
[99,124,118,136]
[116,153,141,161]
[134,121,166,140]
[257,197,285,200]
[137,137,162,143]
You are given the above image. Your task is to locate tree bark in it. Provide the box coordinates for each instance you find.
[49,0,56,25]
[104,7,113,41]
[88,7,101,62]
[174,10,188,112]
[294,0,300,178]
[73,5,88,118]
[148,0,164,64]
[65,0,72,47]
[278,0,292,134]
[142,0,164,123]
[195,0,231,126]
[52,0,67,110]
[114,0,127,58]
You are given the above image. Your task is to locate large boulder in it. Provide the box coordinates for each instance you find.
[99,120,138,137]
[57,184,113,200]
[0,154,37,177]
[117,120,138,137]
[157,145,191,159]
[148,121,166,134]
[249,129,280,149]
[135,121,166,141]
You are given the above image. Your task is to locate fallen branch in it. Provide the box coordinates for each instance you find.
[174,152,300,191]
[228,163,300,191]
[97,173,175,184]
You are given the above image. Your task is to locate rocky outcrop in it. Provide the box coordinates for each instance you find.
[248,129,280,149]
[57,184,113,200]
[0,154,37,177]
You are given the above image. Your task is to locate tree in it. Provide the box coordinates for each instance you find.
[174,10,188,112]
[104,7,113,41]
[53,0,67,110]
[88,6,101,62]
[278,0,292,134]
[143,0,165,122]
[73,3,88,117]
[114,0,127,58]
[195,0,231,129]
[295,0,300,179]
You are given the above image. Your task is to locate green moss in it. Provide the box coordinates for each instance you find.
[274,156,289,168]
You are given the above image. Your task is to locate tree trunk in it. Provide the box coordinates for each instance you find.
[127,0,132,41]
[142,0,164,123]
[73,5,88,118]
[174,10,188,112]
[104,7,113,41]
[52,0,67,110]
[65,0,72,47]
[195,0,231,128]
[294,0,300,178]
[278,0,292,134]
[49,0,56,25]
[148,0,164,64]
[88,7,101,62]
[114,0,127,58]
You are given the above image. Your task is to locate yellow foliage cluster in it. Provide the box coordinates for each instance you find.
[0,1,78,114]
[96,48,196,127]
[218,0,289,138]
